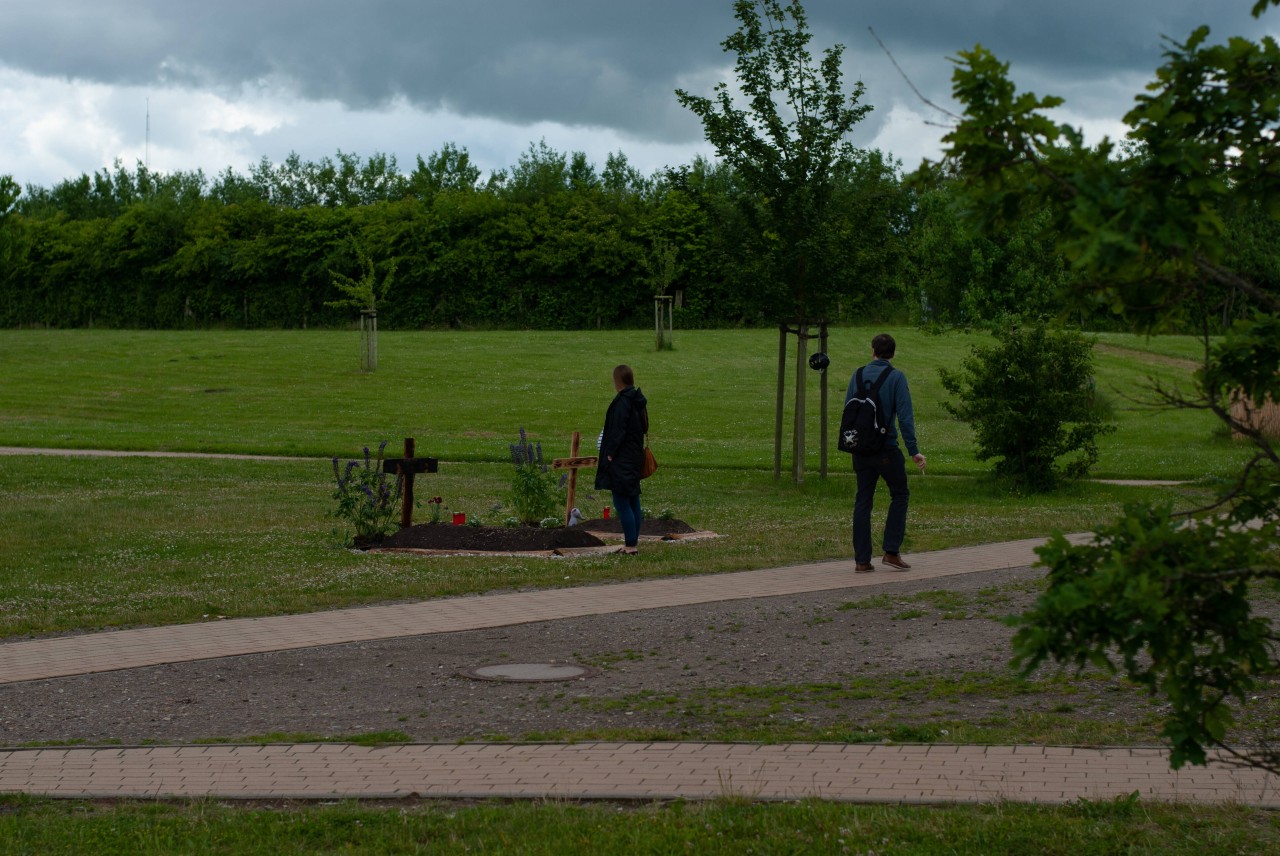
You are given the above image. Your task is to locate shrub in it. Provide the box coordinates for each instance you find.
[939,323,1114,491]
[330,441,401,543]
[507,427,563,525]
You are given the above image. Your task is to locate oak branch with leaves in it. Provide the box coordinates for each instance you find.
[942,0,1280,772]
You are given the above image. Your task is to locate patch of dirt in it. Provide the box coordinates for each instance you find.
[12,566,1274,749]
[1094,343,1200,371]
[578,518,697,537]
[361,518,702,553]
[370,523,607,552]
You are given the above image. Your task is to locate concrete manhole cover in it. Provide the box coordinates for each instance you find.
[457,663,600,682]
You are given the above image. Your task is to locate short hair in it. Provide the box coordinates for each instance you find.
[871,334,896,359]
[613,364,635,386]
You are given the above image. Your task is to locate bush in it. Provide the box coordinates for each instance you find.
[939,323,1114,491]
[330,441,401,543]
[507,428,563,525]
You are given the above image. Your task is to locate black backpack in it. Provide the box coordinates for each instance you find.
[837,366,894,455]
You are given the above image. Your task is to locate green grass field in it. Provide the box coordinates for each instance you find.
[0,327,1245,478]
[0,328,1226,637]
[2,328,1265,848]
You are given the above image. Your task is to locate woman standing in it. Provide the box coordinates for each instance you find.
[594,364,648,555]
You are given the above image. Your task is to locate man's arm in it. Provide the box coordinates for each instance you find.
[895,375,920,458]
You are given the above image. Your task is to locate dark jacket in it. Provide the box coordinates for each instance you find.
[844,359,919,456]
[594,386,648,496]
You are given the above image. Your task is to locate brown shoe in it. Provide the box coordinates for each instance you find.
[882,553,911,571]
[855,563,875,573]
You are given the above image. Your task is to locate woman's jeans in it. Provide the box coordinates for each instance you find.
[611,492,643,548]
[852,447,910,564]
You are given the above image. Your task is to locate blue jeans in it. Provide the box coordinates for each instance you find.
[852,447,910,563]
[611,492,643,548]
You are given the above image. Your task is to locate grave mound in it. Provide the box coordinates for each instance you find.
[578,517,697,537]
[370,523,606,552]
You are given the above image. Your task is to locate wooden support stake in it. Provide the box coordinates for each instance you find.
[820,322,829,479]
[793,324,808,484]
[774,324,787,480]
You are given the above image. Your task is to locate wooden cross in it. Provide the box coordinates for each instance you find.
[551,430,598,527]
[382,437,438,529]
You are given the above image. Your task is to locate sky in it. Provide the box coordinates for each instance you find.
[0,0,1275,190]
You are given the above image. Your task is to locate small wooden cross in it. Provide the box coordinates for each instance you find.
[383,437,438,529]
[551,430,598,527]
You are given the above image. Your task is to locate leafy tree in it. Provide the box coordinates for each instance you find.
[675,0,872,320]
[939,324,1113,491]
[0,174,18,262]
[676,0,875,482]
[905,175,1070,327]
[601,151,649,197]
[504,140,571,203]
[408,143,482,199]
[326,238,396,315]
[0,175,19,219]
[944,0,1280,770]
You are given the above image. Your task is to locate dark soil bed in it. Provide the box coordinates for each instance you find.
[579,517,697,536]
[369,523,606,552]
[362,518,701,552]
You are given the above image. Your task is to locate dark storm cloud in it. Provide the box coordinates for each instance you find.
[2,0,1273,143]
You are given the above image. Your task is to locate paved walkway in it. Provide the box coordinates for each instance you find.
[0,537,1071,684]
[5,530,1277,806]
[3,743,1275,805]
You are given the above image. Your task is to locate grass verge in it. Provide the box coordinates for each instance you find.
[0,795,1275,855]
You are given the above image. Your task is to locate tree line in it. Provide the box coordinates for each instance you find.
[3,138,1267,332]
[1,153,1276,333]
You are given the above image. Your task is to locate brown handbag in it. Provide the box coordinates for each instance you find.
[640,442,658,479]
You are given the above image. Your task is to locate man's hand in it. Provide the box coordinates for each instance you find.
[912,453,927,474]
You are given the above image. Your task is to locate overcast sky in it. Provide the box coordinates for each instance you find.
[1,1,1274,189]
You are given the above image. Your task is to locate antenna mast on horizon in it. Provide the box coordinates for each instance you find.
[145,98,150,169]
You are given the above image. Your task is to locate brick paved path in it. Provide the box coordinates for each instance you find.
[5,530,1277,806]
[2,743,1275,805]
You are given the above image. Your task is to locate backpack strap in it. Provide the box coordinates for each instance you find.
[868,365,893,395]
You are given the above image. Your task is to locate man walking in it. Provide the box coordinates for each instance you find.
[847,333,926,572]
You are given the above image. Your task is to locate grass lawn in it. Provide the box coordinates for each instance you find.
[0,452,1200,637]
[0,327,1271,848]
[1,794,1277,855]
[0,327,1246,478]
[0,327,1236,636]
